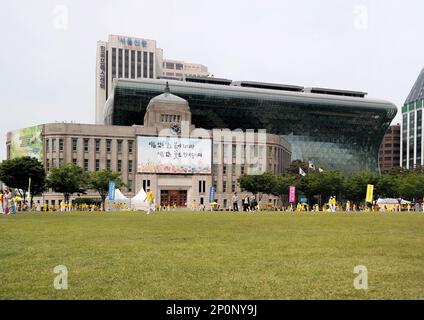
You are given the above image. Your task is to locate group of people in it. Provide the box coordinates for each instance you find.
[0,188,26,214]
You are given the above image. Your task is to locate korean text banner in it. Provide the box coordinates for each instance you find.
[137,136,212,174]
[10,125,43,161]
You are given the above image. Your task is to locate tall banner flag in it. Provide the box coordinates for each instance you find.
[209,186,216,203]
[27,177,32,202]
[289,186,296,203]
[366,184,374,203]
[108,180,116,201]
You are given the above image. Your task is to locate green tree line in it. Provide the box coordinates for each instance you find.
[240,160,424,205]
[0,157,123,210]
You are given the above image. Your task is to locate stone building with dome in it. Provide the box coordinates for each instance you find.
[6,83,291,210]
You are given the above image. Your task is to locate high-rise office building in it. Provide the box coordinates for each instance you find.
[162,59,209,79]
[95,35,211,124]
[401,68,424,168]
[379,124,400,171]
[95,35,164,124]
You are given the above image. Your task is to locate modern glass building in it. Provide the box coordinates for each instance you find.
[104,78,397,173]
[401,68,424,168]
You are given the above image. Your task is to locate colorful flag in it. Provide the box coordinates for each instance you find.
[299,168,306,177]
[366,184,374,203]
[289,186,296,203]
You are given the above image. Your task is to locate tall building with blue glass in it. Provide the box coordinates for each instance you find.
[401,68,424,168]
[104,77,397,174]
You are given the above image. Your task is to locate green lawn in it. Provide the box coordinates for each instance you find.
[0,211,423,300]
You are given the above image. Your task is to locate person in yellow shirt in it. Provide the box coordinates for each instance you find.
[144,188,155,214]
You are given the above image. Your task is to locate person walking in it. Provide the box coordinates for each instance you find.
[243,195,250,212]
[144,188,155,214]
[232,192,239,212]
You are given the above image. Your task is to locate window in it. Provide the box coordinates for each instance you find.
[84,159,89,172]
[143,52,147,78]
[72,138,77,152]
[46,139,49,152]
[106,139,112,153]
[124,49,129,78]
[117,140,123,153]
[198,181,202,193]
[46,159,50,171]
[149,52,154,78]
[241,165,245,175]
[203,181,206,193]
[84,139,89,152]
[128,160,133,173]
[95,139,100,153]
[52,139,56,151]
[72,158,77,165]
[142,179,151,191]
[95,159,100,171]
[223,181,227,193]
[137,51,141,78]
[106,159,111,170]
[223,165,227,175]
[112,48,116,79]
[59,158,64,167]
[131,50,135,79]
[232,181,236,193]
[128,180,133,192]
[118,49,123,78]
[128,140,134,153]
[117,160,122,172]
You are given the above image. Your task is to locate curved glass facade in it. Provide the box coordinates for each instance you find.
[105,79,397,173]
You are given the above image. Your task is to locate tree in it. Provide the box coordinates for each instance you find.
[0,157,46,203]
[88,170,124,211]
[274,174,299,203]
[298,170,345,205]
[287,160,309,175]
[239,173,277,201]
[396,173,424,201]
[344,172,379,204]
[47,164,87,204]
[375,174,399,198]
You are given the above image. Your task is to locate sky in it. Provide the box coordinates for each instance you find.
[0,0,423,160]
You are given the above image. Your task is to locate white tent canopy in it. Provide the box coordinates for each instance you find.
[131,187,149,211]
[114,188,129,201]
[376,198,411,205]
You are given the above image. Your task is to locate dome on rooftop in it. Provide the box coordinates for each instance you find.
[149,82,187,105]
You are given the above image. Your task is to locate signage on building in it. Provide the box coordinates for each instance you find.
[99,46,106,89]
[9,125,43,161]
[117,36,147,48]
[137,136,212,174]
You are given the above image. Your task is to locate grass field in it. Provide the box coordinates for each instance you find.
[0,211,423,300]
